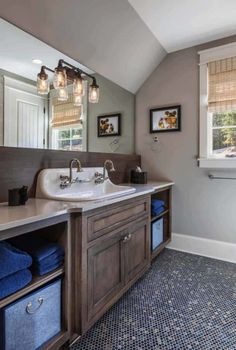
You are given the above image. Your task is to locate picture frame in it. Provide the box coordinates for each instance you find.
[150,105,181,133]
[97,113,121,137]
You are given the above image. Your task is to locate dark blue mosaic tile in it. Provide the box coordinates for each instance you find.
[72,249,236,350]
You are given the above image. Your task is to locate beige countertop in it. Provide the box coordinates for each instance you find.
[0,181,173,232]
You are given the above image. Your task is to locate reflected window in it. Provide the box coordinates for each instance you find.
[49,86,87,151]
[51,125,83,151]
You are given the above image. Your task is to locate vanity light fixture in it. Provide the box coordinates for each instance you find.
[37,66,50,95]
[37,59,99,104]
[89,78,99,103]
[74,95,82,106]
[74,95,84,117]
[73,72,84,96]
[53,61,67,89]
[57,87,68,101]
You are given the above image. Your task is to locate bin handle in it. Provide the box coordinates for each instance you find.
[26,297,44,314]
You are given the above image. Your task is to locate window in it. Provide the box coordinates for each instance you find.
[52,125,83,151]
[49,86,87,151]
[199,43,236,168]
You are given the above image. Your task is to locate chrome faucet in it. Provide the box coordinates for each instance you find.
[60,158,82,189]
[95,160,116,184]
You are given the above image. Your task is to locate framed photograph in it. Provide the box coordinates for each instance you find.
[150,105,181,133]
[97,113,121,137]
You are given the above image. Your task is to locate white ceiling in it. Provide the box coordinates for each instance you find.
[128,0,236,52]
[0,0,166,93]
[0,19,93,83]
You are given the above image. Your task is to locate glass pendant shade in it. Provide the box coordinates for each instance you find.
[37,68,49,95]
[53,68,67,89]
[74,95,82,106]
[73,75,84,96]
[89,80,99,103]
[57,87,68,101]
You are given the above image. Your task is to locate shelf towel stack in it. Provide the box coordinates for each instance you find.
[0,242,32,299]
[10,235,64,276]
[151,199,165,217]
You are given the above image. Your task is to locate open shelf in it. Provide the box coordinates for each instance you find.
[151,238,171,260]
[150,186,172,261]
[151,209,169,222]
[41,330,69,350]
[0,266,64,308]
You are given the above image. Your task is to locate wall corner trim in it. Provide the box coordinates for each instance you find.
[167,233,236,264]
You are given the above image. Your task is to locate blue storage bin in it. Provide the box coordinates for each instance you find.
[0,279,61,350]
[151,217,164,251]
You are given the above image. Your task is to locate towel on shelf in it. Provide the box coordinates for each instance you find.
[33,260,64,276]
[35,252,64,267]
[10,235,64,262]
[32,253,64,276]
[0,269,32,300]
[151,199,165,217]
[0,241,32,280]
[152,206,165,217]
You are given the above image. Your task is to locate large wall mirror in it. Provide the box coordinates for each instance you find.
[0,19,135,154]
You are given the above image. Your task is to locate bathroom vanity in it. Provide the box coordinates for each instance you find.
[0,180,173,349]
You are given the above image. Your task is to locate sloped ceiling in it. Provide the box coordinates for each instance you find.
[1,1,235,93]
[0,0,166,93]
[128,0,236,52]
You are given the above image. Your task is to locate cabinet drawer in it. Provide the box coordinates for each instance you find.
[87,197,149,242]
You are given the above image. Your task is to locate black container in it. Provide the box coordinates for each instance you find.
[8,189,21,206]
[130,170,147,184]
[8,186,28,206]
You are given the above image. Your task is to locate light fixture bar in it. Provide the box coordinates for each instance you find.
[37,60,99,103]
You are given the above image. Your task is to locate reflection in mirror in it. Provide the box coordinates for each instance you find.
[0,18,135,154]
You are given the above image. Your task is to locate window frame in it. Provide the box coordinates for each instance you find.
[51,124,84,151]
[198,42,236,168]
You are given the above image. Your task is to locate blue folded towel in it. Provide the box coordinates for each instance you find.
[152,206,165,217]
[151,199,165,210]
[0,242,32,280]
[35,252,64,267]
[10,235,64,262]
[0,269,32,299]
[33,261,64,276]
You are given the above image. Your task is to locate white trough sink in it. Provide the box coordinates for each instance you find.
[36,167,136,201]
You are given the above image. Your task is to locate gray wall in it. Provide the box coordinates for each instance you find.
[135,35,236,244]
[88,74,135,154]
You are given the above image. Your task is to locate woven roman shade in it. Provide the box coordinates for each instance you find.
[208,57,236,113]
[51,94,82,128]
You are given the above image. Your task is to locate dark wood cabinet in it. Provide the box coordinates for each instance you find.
[125,219,150,284]
[87,228,126,320]
[75,196,151,335]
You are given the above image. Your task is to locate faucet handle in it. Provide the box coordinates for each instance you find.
[60,175,69,181]
[94,172,103,178]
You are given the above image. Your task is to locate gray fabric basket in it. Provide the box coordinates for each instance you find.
[0,279,61,350]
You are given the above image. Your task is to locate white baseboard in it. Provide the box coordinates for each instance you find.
[167,233,236,264]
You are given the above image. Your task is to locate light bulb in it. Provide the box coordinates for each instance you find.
[37,67,49,95]
[73,75,84,96]
[53,68,67,89]
[89,79,99,103]
[74,95,82,106]
[57,87,68,101]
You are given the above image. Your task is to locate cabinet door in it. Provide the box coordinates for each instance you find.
[87,229,126,322]
[125,219,150,284]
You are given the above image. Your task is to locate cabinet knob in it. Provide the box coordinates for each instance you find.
[122,233,132,243]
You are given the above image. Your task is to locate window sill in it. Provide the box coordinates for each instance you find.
[198,158,236,169]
